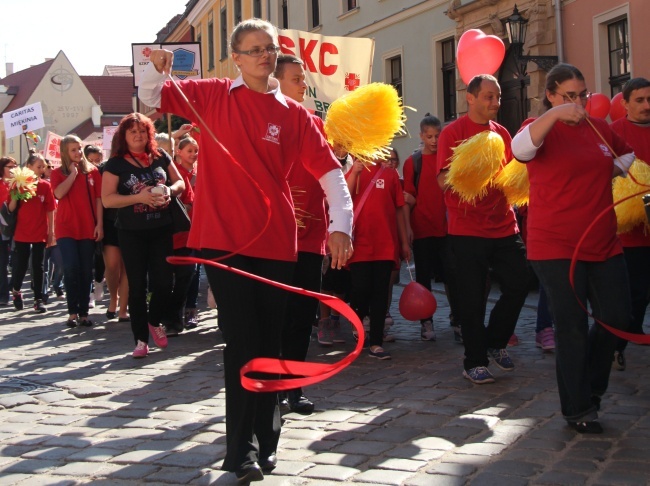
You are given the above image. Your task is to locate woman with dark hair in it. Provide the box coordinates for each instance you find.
[139,18,353,482]
[511,63,634,434]
[51,135,103,327]
[0,156,19,305]
[101,113,185,358]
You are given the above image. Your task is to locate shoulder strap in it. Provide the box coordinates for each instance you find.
[412,150,423,189]
[353,166,385,224]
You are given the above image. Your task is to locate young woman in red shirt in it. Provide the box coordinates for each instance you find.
[51,136,103,327]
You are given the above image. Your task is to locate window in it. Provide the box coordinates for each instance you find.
[608,18,630,95]
[309,0,320,29]
[253,0,262,18]
[234,0,242,25]
[208,13,215,70]
[387,55,402,99]
[346,0,357,11]
[441,38,457,122]
[280,0,288,29]
[220,8,228,59]
[196,26,202,66]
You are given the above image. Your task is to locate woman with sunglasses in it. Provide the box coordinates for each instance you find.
[139,18,353,482]
[511,63,634,434]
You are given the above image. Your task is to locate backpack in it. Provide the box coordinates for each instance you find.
[412,150,423,189]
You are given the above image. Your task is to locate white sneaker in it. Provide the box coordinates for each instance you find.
[88,294,96,309]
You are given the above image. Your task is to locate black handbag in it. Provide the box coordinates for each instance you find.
[170,196,191,233]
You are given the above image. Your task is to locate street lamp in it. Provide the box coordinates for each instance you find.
[505,4,558,73]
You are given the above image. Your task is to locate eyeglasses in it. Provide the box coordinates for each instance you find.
[386,158,398,162]
[234,45,281,57]
[557,91,592,103]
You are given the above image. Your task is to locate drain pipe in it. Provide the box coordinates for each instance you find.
[555,0,564,62]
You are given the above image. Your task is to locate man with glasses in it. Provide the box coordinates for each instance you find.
[436,74,529,385]
[610,77,650,371]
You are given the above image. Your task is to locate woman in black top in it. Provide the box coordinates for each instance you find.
[101,113,185,358]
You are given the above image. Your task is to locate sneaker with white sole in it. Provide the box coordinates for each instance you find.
[463,366,495,384]
[421,320,436,341]
[488,348,515,371]
[369,346,391,360]
[317,318,333,346]
[88,294,96,309]
[133,340,149,358]
[535,327,555,351]
[148,323,168,348]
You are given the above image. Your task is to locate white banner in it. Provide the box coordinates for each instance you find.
[278,30,374,113]
[102,126,119,157]
[3,102,45,139]
[132,42,202,87]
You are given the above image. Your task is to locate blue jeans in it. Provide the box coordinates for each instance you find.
[57,238,96,317]
[43,245,64,296]
[531,256,631,422]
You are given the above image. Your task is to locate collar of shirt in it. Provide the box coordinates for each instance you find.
[229,75,288,108]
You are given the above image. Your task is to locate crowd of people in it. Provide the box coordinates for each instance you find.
[1,15,648,482]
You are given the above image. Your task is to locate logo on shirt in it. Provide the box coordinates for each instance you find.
[263,123,281,144]
[598,143,612,157]
[376,179,385,189]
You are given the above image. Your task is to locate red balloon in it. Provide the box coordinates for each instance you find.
[399,282,437,321]
[457,29,506,85]
[609,92,626,121]
[585,93,611,118]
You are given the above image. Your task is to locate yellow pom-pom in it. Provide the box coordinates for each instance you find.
[493,158,530,206]
[613,159,650,234]
[324,83,407,165]
[445,131,505,203]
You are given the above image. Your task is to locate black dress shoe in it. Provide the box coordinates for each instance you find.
[568,420,603,434]
[259,453,277,472]
[235,462,263,483]
[288,390,314,415]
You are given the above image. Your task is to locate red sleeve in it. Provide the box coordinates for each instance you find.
[297,113,341,181]
[402,156,416,197]
[44,181,56,212]
[50,168,65,194]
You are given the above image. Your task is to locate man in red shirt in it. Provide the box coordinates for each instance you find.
[437,74,529,384]
[610,77,650,371]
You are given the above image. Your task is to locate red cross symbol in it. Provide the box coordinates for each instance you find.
[345,72,360,91]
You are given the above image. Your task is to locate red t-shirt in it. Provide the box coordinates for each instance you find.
[610,117,650,247]
[346,164,405,264]
[14,179,56,243]
[161,78,341,261]
[50,168,102,240]
[522,117,632,260]
[437,115,518,238]
[403,152,446,238]
[172,162,196,250]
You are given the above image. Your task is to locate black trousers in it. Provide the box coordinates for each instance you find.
[617,246,650,352]
[447,234,529,370]
[349,260,394,347]
[202,249,294,472]
[118,226,174,344]
[11,241,45,300]
[165,246,196,325]
[282,251,323,362]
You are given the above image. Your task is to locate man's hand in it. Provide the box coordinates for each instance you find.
[150,49,174,75]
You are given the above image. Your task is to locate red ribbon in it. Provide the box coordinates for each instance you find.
[570,188,650,344]
[168,255,364,392]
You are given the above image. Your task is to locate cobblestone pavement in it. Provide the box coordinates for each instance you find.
[0,266,649,485]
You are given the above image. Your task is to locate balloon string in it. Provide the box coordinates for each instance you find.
[166,74,272,262]
[569,190,650,344]
[406,258,414,282]
[168,255,365,391]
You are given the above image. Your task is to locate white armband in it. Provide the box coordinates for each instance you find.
[137,63,167,109]
[613,152,635,177]
[319,169,353,237]
[511,125,543,162]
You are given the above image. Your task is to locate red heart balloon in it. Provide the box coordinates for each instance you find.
[609,92,626,122]
[399,282,437,321]
[585,93,611,118]
[457,29,506,85]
